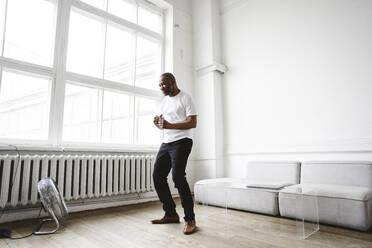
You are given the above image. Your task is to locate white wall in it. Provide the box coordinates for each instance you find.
[219,0,372,176]
[191,0,226,184]
[164,0,191,14]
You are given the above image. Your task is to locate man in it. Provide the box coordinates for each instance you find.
[151,72,197,235]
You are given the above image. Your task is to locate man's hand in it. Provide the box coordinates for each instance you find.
[159,115,170,129]
[153,115,165,129]
[153,115,159,125]
[153,115,161,129]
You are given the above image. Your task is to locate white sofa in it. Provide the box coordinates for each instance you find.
[194,161,372,231]
[279,161,372,231]
[194,161,301,216]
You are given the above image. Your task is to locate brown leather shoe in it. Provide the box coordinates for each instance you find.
[183,220,197,235]
[151,215,180,224]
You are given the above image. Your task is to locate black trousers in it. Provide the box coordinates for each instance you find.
[153,138,195,221]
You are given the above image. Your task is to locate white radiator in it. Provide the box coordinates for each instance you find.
[0,154,155,208]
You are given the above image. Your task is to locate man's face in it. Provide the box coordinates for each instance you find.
[159,77,173,96]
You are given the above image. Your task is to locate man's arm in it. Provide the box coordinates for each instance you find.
[162,115,197,130]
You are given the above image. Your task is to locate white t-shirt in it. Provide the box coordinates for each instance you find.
[159,91,197,143]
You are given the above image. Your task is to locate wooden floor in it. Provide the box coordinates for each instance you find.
[1,199,372,248]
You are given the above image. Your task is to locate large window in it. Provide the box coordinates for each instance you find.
[0,0,164,147]
[0,69,52,140]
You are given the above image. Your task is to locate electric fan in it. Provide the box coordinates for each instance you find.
[34,178,69,235]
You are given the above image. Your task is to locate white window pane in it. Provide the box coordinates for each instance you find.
[0,69,51,140]
[103,90,132,119]
[63,83,101,143]
[67,8,105,78]
[102,119,131,144]
[138,6,162,34]
[104,23,135,84]
[135,97,159,145]
[135,36,161,90]
[102,90,133,143]
[3,0,57,66]
[108,0,136,23]
[80,0,106,10]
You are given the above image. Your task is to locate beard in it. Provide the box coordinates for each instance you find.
[162,85,173,95]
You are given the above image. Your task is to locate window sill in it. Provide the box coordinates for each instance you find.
[0,143,159,153]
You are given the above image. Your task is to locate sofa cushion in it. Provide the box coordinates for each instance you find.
[280,183,372,201]
[194,179,280,216]
[245,161,301,184]
[301,161,372,187]
[279,184,372,231]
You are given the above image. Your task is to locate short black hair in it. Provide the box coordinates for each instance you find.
[160,72,176,83]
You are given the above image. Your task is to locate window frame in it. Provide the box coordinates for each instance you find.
[0,0,166,150]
